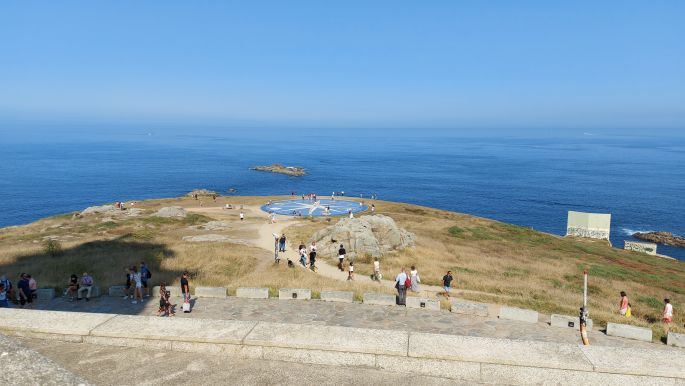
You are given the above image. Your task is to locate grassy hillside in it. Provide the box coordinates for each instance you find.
[1,195,682,341]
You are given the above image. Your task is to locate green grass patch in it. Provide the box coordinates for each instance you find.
[637,296,663,311]
[448,225,466,238]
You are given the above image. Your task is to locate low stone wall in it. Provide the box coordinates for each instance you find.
[406,297,440,311]
[194,287,227,298]
[278,288,311,300]
[667,332,685,348]
[498,306,538,324]
[550,314,593,331]
[0,308,682,384]
[606,322,652,342]
[236,287,269,299]
[363,293,396,306]
[35,288,55,300]
[451,299,489,317]
[320,291,353,303]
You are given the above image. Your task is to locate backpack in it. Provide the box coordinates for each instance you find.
[404,276,412,288]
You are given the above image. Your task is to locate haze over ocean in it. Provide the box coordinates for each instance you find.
[1,126,684,260]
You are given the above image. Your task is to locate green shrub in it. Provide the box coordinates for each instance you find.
[43,239,63,257]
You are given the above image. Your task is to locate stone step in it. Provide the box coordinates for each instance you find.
[450,299,489,317]
[406,297,440,310]
[320,290,353,303]
[667,332,685,348]
[195,287,227,298]
[363,293,396,306]
[606,322,652,342]
[278,288,311,300]
[236,287,269,299]
[498,306,538,324]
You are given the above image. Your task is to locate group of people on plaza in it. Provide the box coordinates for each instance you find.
[0,273,37,308]
[122,262,152,304]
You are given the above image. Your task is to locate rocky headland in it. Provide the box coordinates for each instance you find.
[633,231,685,248]
[252,164,305,176]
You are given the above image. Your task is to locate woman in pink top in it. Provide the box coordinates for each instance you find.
[619,291,629,316]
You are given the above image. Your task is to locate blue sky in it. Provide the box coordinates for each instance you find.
[1,1,683,130]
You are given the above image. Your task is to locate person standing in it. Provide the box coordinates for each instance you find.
[299,244,308,267]
[371,204,375,213]
[619,291,630,317]
[240,211,244,221]
[131,267,143,304]
[337,244,346,271]
[663,298,673,334]
[77,272,94,301]
[27,275,37,299]
[0,275,12,302]
[181,272,191,312]
[409,266,421,292]
[309,241,317,271]
[373,257,381,281]
[347,262,354,281]
[123,267,132,299]
[442,271,453,298]
[279,234,287,252]
[17,273,32,308]
[395,268,408,305]
[67,274,78,302]
[140,261,151,297]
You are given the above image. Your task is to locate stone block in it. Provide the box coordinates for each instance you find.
[405,297,440,311]
[667,332,685,348]
[236,287,269,299]
[152,286,183,298]
[363,293,396,306]
[450,299,488,317]
[606,322,652,342]
[35,288,55,300]
[194,287,227,298]
[108,285,127,297]
[90,315,257,344]
[320,290,353,303]
[244,321,408,356]
[278,288,311,300]
[498,306,538,324]
[550,314,593,331]
[0,309,115,337]
[581,345,685,379]
[409,332,593,372]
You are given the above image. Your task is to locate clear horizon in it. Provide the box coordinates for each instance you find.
[1,1,684,130]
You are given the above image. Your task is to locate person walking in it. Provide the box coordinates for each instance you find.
[663,298,673,334]
[131,267,143,304]
[619,291,630,317]
[67,274,78,302]
[181,272,191,313]
[273,233,280,263]
[123,267,132,299]
[140,261,151,297]
[395,268,408,305]
[373,257,381,281]
[157,282,175,317]
[240,211,244,221]
[409,266,421,292]
[442,271,453,298]
[77,272,94,301]
[347,262,354,280]
[27,275,37,299]
[279,234,287,252]
[337,244,346,271]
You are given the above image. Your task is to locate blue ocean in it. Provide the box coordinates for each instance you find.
[1,126,684,260]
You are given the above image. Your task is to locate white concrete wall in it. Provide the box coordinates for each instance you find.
[566,211,611,241]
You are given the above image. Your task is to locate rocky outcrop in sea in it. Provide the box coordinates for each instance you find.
[632,231,685,248]
[252,164,305,176]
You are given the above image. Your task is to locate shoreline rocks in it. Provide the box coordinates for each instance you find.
[187,189,218,198]
[633,231,685,248]
[252,164,305,176]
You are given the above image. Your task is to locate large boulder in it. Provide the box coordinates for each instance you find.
[312,215,415,259]
[154,206,187,218]
[81,204,118,215]
[186,189,218,198]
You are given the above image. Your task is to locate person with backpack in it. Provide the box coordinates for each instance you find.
[140,261,151,297]
[395,267,408,306]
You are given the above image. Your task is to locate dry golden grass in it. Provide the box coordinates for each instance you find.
[1,195,683,341]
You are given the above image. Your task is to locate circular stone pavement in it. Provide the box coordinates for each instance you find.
[261,199,368,217]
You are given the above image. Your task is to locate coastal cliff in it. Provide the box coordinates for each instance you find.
[252,164,305,176]
[633,231,685,248]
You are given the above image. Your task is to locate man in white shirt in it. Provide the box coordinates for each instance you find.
[77,272,94,301]
[395,268,407,306]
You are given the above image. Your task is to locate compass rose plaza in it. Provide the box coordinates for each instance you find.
[261,199,368,216]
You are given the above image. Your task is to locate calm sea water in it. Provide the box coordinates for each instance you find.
[1,127,684,260]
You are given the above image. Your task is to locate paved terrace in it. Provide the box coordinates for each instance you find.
[25,295,674,350]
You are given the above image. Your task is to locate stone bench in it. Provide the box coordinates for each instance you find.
[606,322,652,342]
[406,297,440,311]
[550,314,593,331]
[450,299,489,317]
[363,293,396,306]
[320,290,353,303]
[195,287,227,298]
[108,286,128,297]
[236,287,269,299]
[35,288,55,300]
[279,288,311,300]
[667,332,685,348]
[152,286,183,298]
[498,306,538,324]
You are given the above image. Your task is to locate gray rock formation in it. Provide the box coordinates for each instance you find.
[154,206,187,218]
[187,189,218,198]
[312,215,415,259]
[182,234,249,244]
[81,204,117,215]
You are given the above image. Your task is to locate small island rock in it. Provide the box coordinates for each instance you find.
[633,231,685,248]
[252,164,305,176]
